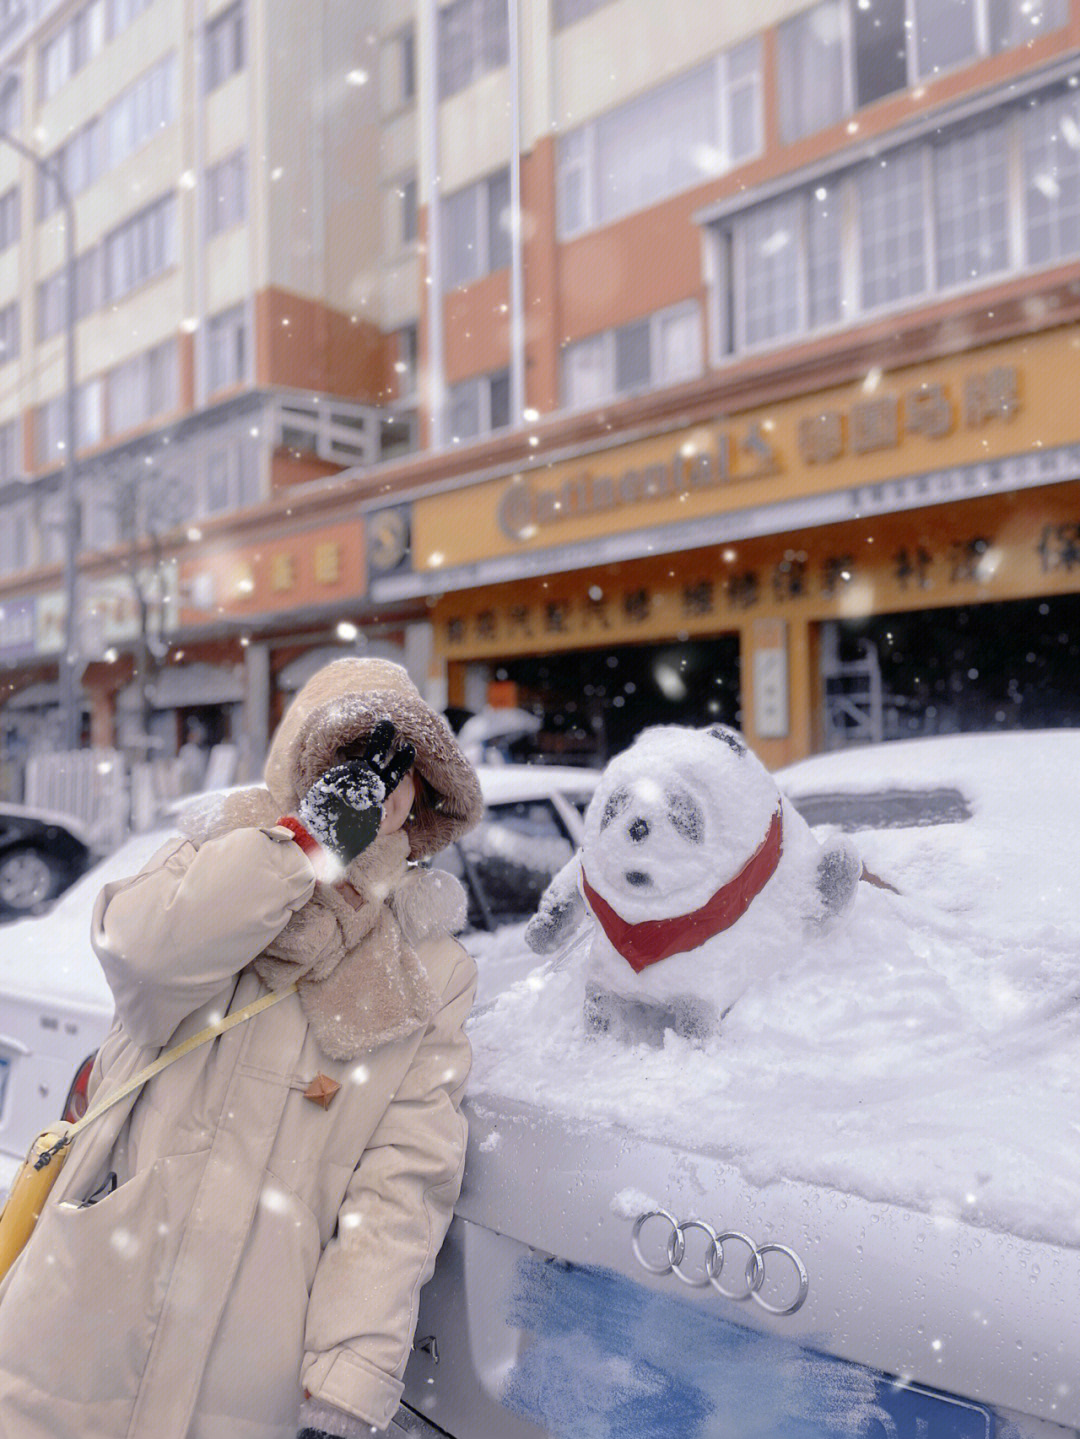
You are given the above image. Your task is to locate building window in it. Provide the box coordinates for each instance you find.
[107,340,178,435]
[39,0,106,103]
[438,0,509,101]
[204,1,244,92]
[106,54,174,166]
[104,193,176,301]
[39,56,175,221]
[553,0,614,27]
[1024,86,1080,268]
[778,0,1070,143]
[442,168,511,289]
[857,145,928,311]
[713,87,1080,360]
[109,0,155,37]
[0,422,20,486]
[448,368,511,442]
[394,323,418,397]
[207,305,247,392]
[398,174,418,246]
[562,303,702,409]
[202,436,260,516]
[206,148,247,237]
[557,39,762,237]
[0,188,18,253]
[0,74,20,134]
[397,26,415,103]
[0,303,18,364]
[932,118,1010,289]
[0,501,30,574]
[776,3,847,144]
[36,381,100,465]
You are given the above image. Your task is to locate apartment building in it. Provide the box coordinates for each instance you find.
[2,0,1080,779]
[0,0,421,776]
[363,0,1080,767]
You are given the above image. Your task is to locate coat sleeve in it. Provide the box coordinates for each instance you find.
[90,826,317,1048]
[299,942,477,1433]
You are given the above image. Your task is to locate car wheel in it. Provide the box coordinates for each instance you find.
[0,846,67,914]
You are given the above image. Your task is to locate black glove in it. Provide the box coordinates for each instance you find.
[295,719,415,866]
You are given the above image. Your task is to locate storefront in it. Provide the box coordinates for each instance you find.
[365,326,1080,767]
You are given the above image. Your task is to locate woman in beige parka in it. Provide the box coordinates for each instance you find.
[0,658,484,1439]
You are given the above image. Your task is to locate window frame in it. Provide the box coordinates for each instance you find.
[556,39,763,240]
[709,84,1077,365]
[561,301,703,411]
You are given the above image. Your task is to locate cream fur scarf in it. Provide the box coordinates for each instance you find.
[180,787,468,1060]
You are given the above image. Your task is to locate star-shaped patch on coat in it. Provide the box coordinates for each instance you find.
[303,1074,341,1109]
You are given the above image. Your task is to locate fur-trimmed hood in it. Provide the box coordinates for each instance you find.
[263,656,483,861]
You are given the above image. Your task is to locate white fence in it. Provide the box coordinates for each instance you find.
[24,743,240,853]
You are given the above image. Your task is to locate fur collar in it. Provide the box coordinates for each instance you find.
[179,786,468,1059]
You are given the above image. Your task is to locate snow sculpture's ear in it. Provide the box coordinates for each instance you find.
[706,724,748,757]
[814,834,862,925]
[525,853,585,954]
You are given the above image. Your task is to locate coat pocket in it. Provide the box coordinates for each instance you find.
[0,1148,209,1406]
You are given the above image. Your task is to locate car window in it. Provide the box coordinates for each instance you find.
[433,799,576,930]
[788,787,972,832]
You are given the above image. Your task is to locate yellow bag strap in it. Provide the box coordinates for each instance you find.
[36,980,299,1170]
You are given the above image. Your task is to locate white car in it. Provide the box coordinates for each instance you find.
[394,730,1080,1439]
[0,762,597,1199]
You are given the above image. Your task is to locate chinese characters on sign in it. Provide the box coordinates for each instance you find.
[440,525,1032,654]
[797,366,1020,467]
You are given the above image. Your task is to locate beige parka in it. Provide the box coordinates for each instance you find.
[0,660,484,1439]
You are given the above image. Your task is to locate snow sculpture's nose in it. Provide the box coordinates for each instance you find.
[628,816,649,843]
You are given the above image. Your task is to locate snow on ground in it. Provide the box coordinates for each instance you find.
[467,733,1080,1250]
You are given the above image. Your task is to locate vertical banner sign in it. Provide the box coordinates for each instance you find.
[753,618,789,739]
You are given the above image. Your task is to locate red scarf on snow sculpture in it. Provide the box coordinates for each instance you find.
[580,808,783,972]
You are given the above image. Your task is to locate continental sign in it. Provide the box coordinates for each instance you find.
[362,329,1080,602]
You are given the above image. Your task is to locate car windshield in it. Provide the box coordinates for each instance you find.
[433,799,577,930]
[788,786,973,831]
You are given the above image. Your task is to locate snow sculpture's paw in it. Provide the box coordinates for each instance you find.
[526,855,585,954]
[583,985,717,1047]
[814,836,863,924]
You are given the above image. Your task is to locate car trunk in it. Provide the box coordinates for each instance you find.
[401,1095,1080,1438]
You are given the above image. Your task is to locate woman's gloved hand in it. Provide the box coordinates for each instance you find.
[288,719,415,867]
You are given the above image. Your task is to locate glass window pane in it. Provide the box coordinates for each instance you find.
[1024,89,1080,266]
[989,0,1068,50]
[614,319,650,392]
[563,335,610,408]
[488,369,511,430]
[853,0,909,108]
[777,2,846,143]
[594,62,717,225]
[443,185,479,289]
[739,193,801,347]
[807,183,843,328]
[486,168,512,272]
[933,118,1010,288]
[913,0,978,79]
[448,378,481,441]
[858,146,927,309]
[655,307,701,383]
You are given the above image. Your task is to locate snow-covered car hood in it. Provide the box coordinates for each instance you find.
[447,731,1080,1431]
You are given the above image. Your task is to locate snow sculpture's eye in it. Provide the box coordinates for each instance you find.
[668,790,703,844]
[600,787,630,831]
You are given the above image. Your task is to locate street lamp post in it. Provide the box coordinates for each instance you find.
[0,126,80,751]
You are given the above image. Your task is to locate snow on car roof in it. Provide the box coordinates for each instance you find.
[474,762,599,805]
[467,730,1080,1249]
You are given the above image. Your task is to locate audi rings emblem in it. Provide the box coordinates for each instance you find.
[630,1210,809,1316]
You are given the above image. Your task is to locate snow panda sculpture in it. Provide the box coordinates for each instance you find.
[525,724,864,1043]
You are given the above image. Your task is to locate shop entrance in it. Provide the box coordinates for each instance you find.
[827,593,1080,743]
[490,633,741,764]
